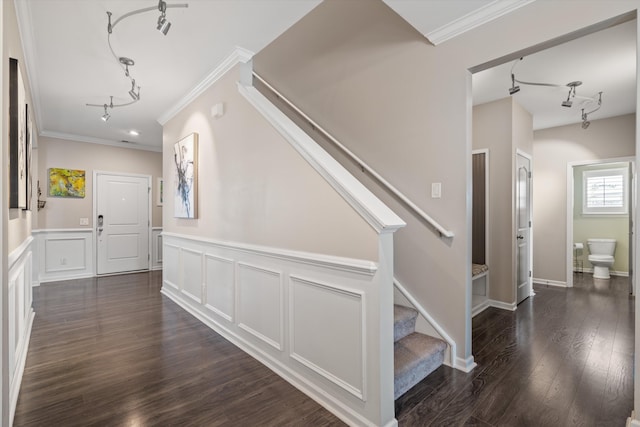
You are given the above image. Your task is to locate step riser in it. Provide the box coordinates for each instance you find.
[394,347,444,399]
[394,316,416,342]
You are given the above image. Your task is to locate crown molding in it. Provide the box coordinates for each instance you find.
[157,46,254,125]
[14,0,44,132]
[40,131,162,153]
[426,0,536,45]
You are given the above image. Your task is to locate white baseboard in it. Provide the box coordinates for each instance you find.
[574,268,629,277]
[454,356,477,373]
[489,299,517,311]
[10,308,34,425]
[627,416,640,426]
[533,277,567,288]
[471,299,490,317]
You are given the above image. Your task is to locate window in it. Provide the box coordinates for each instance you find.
[583,167,628,215]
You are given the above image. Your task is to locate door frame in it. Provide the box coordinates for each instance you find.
[92,171,152,275]
[565,156,635,288]
[515,149,533,302]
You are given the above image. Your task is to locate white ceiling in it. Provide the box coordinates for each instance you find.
[17,1,635,152]
[473,18,637,130]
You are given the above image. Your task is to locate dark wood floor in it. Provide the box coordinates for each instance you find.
[396,274,634,426]
[13,271,343,426]
[14,272,634,426]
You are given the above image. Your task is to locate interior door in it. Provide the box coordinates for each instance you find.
[516,154,532,304]
[96,173,149,275]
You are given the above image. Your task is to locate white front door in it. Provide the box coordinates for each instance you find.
[96,173,150,275]
[516,153,532,304]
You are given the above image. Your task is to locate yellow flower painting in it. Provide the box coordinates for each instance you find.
[49,168,85,198]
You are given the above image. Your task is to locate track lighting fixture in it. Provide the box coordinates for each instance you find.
[88,1,188,121]
[508,57,603,129]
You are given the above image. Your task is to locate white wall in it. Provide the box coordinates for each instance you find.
[533,114,635,283]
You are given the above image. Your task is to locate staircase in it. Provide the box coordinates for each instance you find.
[394,304,447,399]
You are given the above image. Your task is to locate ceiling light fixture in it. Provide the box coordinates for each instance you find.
[508,57,604,129]
[129,130,140,136]
[87,1,188,121]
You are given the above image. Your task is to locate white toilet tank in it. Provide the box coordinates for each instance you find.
[587,238,616,256]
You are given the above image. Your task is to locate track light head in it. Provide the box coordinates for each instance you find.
[561,99,573,108]
[157,1,171,35]
[582,120,590,129]
[101,104,110,122]
[129,80,140,101]
[509,73,520,95]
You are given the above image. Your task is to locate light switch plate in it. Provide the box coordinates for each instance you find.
[80,217,89,226]
[431,183,442,199]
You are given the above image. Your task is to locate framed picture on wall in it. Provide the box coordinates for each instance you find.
[173,133,198,219]
[48,168,86,198]
[25,104,33,210]
[9,58,27,209]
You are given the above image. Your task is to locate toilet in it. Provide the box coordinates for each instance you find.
[587,238,616,279]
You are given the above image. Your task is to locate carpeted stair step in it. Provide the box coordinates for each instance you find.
[394,304,418,342]
[394,332,446,399]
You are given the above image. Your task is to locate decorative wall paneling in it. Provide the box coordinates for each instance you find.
[8,237,35,424]
[161,232,397,426]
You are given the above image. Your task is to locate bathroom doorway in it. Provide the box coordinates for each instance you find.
[567,157,635,293]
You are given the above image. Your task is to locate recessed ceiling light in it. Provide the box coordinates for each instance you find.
[129,130,139,136]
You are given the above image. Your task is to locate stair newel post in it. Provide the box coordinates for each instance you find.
[374,230,397,427]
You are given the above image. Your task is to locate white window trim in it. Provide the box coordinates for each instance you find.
[582,167,628,215]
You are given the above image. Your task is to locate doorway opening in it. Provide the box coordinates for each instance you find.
[567,158,635,293]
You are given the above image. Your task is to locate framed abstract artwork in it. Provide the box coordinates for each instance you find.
[173,133,198,218]
[48,168,86,198]
[25,104,33,210]
[9,58,27,209]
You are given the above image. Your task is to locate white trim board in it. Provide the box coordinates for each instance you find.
[489,299,517,311]
[39,131,161,152]
[424,0,536,45]
[533,278,567,288]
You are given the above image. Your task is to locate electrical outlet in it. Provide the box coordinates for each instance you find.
[431,182,442,199]
[80,217,89,226]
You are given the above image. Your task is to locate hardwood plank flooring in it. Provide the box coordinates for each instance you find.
[396,274,634,427]
[14,272,635,426]
[14,271,344,426]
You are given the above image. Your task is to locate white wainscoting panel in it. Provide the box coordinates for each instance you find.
[289,275,365,400]
[204,254,234,322]
[237,262,283,351]
[160,232,395,427]
[152,228,163,270]
[164,243,180,290]
[33,229,94,283]
[8,237,35,425]
[181,248,203,304]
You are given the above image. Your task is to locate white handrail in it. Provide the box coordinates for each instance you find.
[393,278,456,366]
[253,72,454,239]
